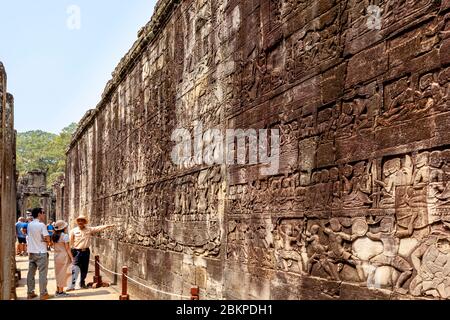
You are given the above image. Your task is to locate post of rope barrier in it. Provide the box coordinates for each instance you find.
[89,255,110,288]
[119,266,130,300]
[191,287,199,300]
[93,256,102,288]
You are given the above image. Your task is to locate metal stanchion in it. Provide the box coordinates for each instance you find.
[119,266,130,300]
[191,287,200,300]
[89,255,110,288]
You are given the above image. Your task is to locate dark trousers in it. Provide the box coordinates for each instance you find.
[71,248,90,286]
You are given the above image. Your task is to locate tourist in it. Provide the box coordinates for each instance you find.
[52,220,73,297]
[26,208,51,300]
[47,219,55,251]
[21,215,33,236]
[15,217,27,256]
[67,215,116,290]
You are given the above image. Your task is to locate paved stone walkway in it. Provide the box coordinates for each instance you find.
[15,252,121,300]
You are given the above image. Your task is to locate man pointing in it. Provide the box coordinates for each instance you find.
[68,215,115,290]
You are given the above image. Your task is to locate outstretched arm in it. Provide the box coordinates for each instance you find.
[90,224,116,234]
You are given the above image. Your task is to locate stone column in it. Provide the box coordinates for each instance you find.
[0,62,17,300]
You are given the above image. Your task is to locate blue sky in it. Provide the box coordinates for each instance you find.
[0,0,157,133]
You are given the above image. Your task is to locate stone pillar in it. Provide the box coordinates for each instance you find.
[0,62,17,300]
[52,175,65,222]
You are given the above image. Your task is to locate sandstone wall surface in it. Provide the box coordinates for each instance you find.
[65,0,450,299]
[0,62,17,300]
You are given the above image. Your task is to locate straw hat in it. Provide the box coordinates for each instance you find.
[54,220,68,231]
[75,215,89,224]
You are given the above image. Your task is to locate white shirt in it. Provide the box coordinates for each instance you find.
[70,225,110,249]
[27,219,49,254]
[58,233,69,243]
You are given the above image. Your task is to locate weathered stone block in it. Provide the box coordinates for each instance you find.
[321,63,346,104]
[346,43,388,88]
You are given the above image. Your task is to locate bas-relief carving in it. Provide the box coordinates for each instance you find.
[284,8,340,80]
[64,0,450,300]
[111,166,222,257]
[381,0,438,26]
[343,0,438,42]
[294,82,382,143]
[377,67,450,127]
[227,146,450,297]
[227,215,436,295]
[409,232,450,299]
[180,1,214,96]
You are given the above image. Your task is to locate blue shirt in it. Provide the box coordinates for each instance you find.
[16,222,26,238]
[47,224,55,236]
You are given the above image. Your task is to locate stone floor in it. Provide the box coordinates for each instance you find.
[15,252,121,300]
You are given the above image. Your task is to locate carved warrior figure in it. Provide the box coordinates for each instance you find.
[273,222,306,273]
[365,216,416,292]
[330,167,343,208]
[377,86,421,126]
[403,152,430,207]
[342,161,373,208]
[433,151,450,204]
[337,103,354,138]
[305,172,321,210]
[322,218,365,281]
[430,151,444,184]
[306,225,339,280]
[375,156,413,207]
[317,170,332,208]
[410,233,450,299]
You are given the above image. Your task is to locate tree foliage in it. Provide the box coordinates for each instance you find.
[16,123,78,186]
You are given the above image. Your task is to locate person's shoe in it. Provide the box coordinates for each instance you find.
[80,283,89,289]
[40,293,51,300]
[27,292,38,300]
[66,287,75,292]
[55,291,70,297]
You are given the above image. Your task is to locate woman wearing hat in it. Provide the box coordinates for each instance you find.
[52,220,74,297]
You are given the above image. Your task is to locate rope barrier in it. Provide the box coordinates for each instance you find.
[123,273,191,299]
[96,261,122,277]
[91,257,191,299]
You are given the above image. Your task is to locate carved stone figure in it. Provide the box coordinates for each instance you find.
[323,218,365,281]
[274,222,305,273]
[306,224,339,280]
[342,161,373,209]
[365,216,416,293]
[375,156,413,208]
[410,233,450,299]
[330,167,343,209]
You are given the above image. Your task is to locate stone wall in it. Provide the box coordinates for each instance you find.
[52,175,65,222]
[0,62,17,300]
[17,170,56,221]
[65,0,450,299]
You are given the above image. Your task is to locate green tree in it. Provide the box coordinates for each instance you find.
[16,123,78,186]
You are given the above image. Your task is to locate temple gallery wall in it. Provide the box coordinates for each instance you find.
[65,0,450,299]
[0,62,17,300]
